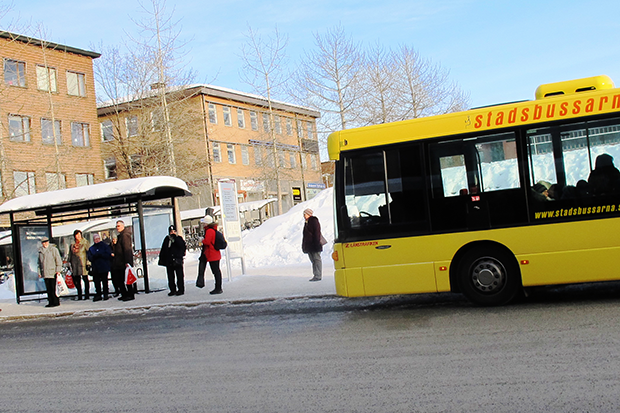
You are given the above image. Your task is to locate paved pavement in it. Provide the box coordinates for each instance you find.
[0,259,336,321]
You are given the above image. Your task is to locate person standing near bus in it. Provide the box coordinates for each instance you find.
[68,229,90,300]
[38,237,62,307]
[302,208,324,282]
[112,220,135,301]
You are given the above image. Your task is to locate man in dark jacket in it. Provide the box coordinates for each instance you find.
[112,220,135,301]
[158,225,187,296]
[302,208,323,282]
[87,233,112,301]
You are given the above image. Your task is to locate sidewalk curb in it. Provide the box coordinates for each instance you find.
[0,294,338,322]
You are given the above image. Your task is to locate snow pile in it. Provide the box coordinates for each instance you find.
[242,187,333,268]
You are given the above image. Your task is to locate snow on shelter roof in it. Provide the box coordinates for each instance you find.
[0,176,191,215]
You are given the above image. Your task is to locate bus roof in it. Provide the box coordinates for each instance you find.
[328,75,620,160]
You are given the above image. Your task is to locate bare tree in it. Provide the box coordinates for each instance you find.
[353,43,401,125]
[392,45,469,119]
[240,25,289,215]
[290,24,364,134]
[94,0,208,185]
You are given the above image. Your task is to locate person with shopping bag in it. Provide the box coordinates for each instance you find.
[38,237,62,307]
[68,229,90,300]
[112,220,135,302]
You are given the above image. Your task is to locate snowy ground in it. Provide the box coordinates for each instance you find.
[0,188,335,302]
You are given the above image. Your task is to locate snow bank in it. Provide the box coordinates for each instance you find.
[242,188,333,268]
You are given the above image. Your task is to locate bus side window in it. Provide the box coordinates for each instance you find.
[343,152,388,228]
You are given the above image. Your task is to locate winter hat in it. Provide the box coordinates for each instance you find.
[303,208,313,216]
[201,215,214,224]
[168,225,176,232]
[533,183,548,194]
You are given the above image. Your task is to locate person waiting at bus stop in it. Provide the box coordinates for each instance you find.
[302,208,324,282]
[158,225,187,296]
[112,220,135,301]
[68,229,90,300]
[87,233,112,301]
[197,215,223,295]
[38,237,62,307]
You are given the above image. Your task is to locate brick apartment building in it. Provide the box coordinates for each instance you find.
[0,31,102,208]
[97,84,322,215]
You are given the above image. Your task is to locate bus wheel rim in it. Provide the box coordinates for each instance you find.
[470,257,506,294]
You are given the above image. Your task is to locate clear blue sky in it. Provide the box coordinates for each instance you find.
[4,0,620,108]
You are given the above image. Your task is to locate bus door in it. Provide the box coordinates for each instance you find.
[338,144,434,295]
[428,139,488,232]
[429,131,527,232]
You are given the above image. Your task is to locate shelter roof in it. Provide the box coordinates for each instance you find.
[0,176,191,215]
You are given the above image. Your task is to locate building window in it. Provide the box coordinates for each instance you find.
[126,116,138,137]
[275,116,282,135]
[36,65,57,92]
[227,144,236,164]
[13,171,36,197]
[254,146,263,166]
[76,173,94,186]
[286,118,293,135]
[41,118,61,145]
[223,106,232,126]
[262,113,270,132]
[237,108,245,128]
[208,103,217,124]
[213,142,221,163]
[104,159,117,179]
[301,153,307,169]
[278,150,287,168]
[101,120,114,142]
[151,109,165,131]
[250,111,258,131]
[297,119,304,138]
[241,146,250,165]
[289,152,296,169]
[9,115,31,142]
[130,155,142,176]
[4,59,26,87]
[311,154,318,170]
[45,172,66,191]
[66,71,86,96]
[71,122,90,147]
[307,122,314,139]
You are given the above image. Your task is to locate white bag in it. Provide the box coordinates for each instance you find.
[55,274,69,296]
[125,265,138,285]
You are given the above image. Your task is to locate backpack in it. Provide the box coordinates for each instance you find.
[212,228,228,250]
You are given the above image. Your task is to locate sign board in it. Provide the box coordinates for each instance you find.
[292,187,302,201]
[218,179,246,278]
[306,182,326,200]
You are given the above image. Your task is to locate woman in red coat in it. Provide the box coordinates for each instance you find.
[197,216,223,294]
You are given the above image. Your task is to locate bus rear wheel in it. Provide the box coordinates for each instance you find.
[457,247,521,306]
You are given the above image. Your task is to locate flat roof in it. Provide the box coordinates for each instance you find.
[0,31,101,59]
[97,84,321,119]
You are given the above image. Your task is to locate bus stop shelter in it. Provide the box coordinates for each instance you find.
[0,176,191,303]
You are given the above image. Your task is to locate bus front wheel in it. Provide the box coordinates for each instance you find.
[457,247,521,306]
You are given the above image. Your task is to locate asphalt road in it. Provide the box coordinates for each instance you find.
[2,283,620,413]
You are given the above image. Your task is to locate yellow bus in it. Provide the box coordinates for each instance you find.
[328,75,620,305]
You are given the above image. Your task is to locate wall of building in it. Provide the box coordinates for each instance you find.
[98,88,322,215]
[0,36,102,204]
